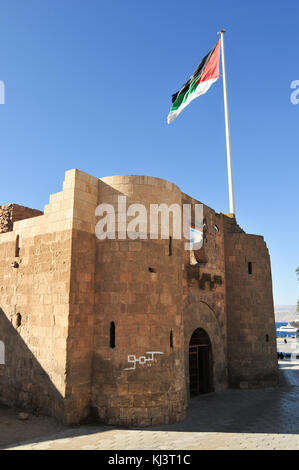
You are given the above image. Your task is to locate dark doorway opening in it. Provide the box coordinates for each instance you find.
[189,328,213,397]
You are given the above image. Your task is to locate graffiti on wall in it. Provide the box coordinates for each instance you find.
[124,351,163,370]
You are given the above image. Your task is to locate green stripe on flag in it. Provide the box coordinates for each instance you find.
[170,75,203,112]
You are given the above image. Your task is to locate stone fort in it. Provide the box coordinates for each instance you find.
[0,169,278,426]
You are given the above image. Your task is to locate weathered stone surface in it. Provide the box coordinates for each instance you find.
[0,204,43,233]
[0,169,278,427]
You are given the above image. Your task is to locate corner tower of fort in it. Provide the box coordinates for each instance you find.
[0,169,278,426]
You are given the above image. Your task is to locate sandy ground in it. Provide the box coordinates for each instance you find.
[0,405,65,449]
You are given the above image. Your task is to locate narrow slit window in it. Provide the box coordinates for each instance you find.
[15,235,20,258]
[169,236,172,256]
[170,330,174,349]
[248,262,252,275]
[16,313,22,328]
[110,322,115,349]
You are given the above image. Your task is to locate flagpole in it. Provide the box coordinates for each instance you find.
[218,29,236,215]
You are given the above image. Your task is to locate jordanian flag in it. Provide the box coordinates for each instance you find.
[167,39,221,124]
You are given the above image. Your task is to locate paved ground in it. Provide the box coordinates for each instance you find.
[277,337,299,355]
[1,361,299,450]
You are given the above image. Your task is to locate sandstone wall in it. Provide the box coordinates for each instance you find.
[224,217,278,388]
[0,168,279,427]
[63,170,99,424]
[181,196,228,396]
[0,204,43,233]
[92,176,187,426]
[0,229,72,421]
[0,170,96,423]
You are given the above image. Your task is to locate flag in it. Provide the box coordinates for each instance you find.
[167,39,221,124]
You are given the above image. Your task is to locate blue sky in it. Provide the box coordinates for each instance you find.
[0,0,298,305]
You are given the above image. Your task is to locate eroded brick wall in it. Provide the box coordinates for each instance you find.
[0,204,43,233]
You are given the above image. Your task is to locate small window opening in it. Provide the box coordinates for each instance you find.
[265,334,269,342]
[110,322,115,349]
[170,330,174,349]
[169,236,172,256]
[214,224,219,233]
[16,313,22,328]
[148,267,156,273]
[15,235,20,258]
[248,262,252,275]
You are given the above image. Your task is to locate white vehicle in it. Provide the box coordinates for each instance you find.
[276,323,299,334]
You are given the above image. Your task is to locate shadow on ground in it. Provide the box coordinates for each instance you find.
[1,363,299,449]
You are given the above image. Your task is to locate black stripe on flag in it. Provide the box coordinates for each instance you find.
[171,44,217,104]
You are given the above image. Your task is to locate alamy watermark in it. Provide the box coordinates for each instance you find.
[0,81,5,104]
[290,80,299,104]
[95,196,204,251]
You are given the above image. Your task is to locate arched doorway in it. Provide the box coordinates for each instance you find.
[189,328,213,397]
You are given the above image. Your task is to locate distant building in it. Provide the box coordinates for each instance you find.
[0,169,278,426]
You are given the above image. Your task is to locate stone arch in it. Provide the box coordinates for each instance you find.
[0,341,4,365]
[184,301,227,397]
[189,327,213,396]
